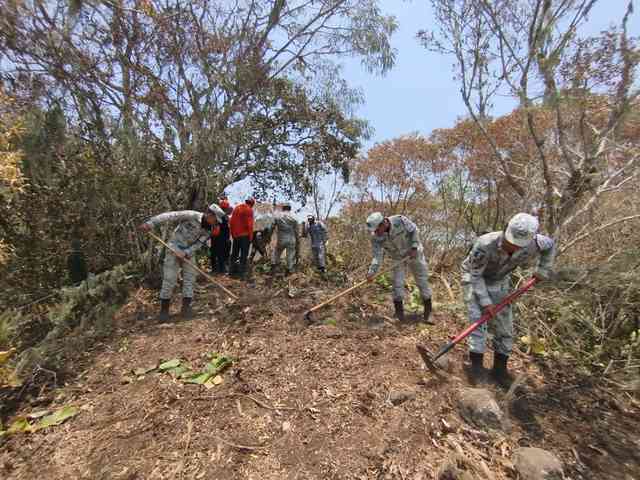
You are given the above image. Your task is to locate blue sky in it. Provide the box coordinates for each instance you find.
[341,0,639,149]
[229,0,637,213]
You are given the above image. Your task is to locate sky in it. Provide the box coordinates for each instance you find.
[341,0,638,149]
[228,0,638,215]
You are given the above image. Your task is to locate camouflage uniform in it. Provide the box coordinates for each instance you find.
[272,211,299,272]
[145,210,217,300]
[461,231,555,355]
[368,215,432,301]
[307,222,328,269]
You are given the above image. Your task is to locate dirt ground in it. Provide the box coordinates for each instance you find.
[1,270,639,480]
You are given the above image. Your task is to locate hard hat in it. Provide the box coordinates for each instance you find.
[505,213,539,247]
[366,212,384,233]
[219,200,230,210]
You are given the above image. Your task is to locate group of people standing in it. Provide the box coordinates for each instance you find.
[140,201,555,389]
[206,197,328,278]
[139,199,329,320]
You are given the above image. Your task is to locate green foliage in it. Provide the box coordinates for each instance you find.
[14,264,133,379]
[0,405,79,437]
[158,359,181,371]
[0,310,16,351]
[375,273,392,290]
[0,105,168,308]
[136,353,233,387]
[406,284,423,313]
[517,250,640,386]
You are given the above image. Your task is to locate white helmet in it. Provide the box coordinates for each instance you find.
[366,212,384,233]
[505,213,539,247]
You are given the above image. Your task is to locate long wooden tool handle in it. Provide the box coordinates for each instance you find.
[305,257,409,316]
[147,231,238,300]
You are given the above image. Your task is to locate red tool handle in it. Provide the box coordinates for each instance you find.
[431,277,538,362]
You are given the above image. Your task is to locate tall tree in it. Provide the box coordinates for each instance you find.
[422,0,639,241]
[1,0,398,200]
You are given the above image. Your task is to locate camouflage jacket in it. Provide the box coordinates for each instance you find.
[274,212,299,243]
[368,215,423,275]
[461,231,555,307]
[145,211,211,257]
[307,222,328,247]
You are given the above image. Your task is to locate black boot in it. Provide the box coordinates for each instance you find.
[465,352,487,386]
[158,299,170,323]
[491,352,514,389]
[423,297,433,324]
[393,300,405,322]
[181,297,193,319]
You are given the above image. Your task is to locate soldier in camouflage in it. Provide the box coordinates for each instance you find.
[366,212,433,324]
[139,203,225,322]
[271,203,300,274]
[305,215,328,273]
[461,212,555,388]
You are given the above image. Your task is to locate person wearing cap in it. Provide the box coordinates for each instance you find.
[229,198,255,278]
[272,203,300,274]
[305,215,328,273]
[139,203,225,321]
[461,212,556,388]
[210,199,233,274]
[365,212,433,324]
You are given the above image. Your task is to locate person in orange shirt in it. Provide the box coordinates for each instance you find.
[229,198,255,277]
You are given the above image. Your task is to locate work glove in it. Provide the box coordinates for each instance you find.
[482,304,498,318]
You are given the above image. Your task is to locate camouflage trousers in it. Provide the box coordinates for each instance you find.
[311,244,326,269]
[392,251,432,301]
[272,238,296,271]
[159,244,198,300]
[463,278,513,355]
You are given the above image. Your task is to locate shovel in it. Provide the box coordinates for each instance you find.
[417,277,538,373]
[303,257,409,323]
[147,231,238,301]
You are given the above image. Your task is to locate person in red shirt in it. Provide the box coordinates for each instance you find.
[229,198,255,277]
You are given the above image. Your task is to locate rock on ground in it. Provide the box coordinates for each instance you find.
[389,389,417,405]
[513,447,564,480]
[436,457,477,480]
[457,388,504,430]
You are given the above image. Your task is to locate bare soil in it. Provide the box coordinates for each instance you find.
[1,271,639,479]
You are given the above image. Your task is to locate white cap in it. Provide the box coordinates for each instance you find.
[505,213,539,247]
[366,212,384,233]
[207,203,225,220]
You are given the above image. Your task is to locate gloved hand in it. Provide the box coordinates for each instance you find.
[409,247,418,259]
[138,223,151,232]
[482,304,498,317]
[366,272,376,283]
